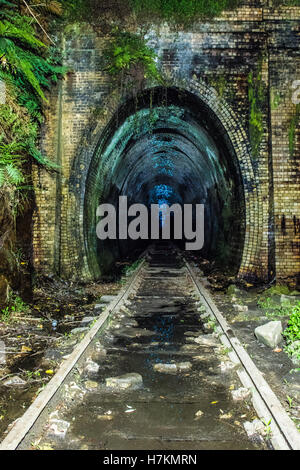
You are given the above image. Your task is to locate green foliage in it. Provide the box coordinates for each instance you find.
[248,67,266,159]
[0,292,30,322]
[130,0,241,24]
[119,259,142,284]
[288,104,300,157]
[284,303,300,361]
[0,10,47,101]
[257,296,275,310]
[260,285,292,297]
[272,0,300,6]
[123,259,141,276]
[257,285,300,319]
[262,419,272,440]
[209,75,227,99]
[264,302,294,319]
[0,1,65,193]
[24,369,42,380]
[58,0,243,25]
[103,31,161,85]
[270,89,281,110]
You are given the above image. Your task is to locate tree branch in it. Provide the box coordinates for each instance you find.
[22,0,56,46]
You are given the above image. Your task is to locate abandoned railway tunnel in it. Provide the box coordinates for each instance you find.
[1,0,300,452]
[84,86,246,277]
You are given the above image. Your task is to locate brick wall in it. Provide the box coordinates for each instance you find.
[32,2,300,286]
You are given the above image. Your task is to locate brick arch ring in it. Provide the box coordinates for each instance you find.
[67,77,262,281]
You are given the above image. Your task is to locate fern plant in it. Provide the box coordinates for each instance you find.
[0,0,66,193]
[103,31,162,87]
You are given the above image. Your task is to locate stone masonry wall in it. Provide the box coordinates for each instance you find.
[32,1,300,286]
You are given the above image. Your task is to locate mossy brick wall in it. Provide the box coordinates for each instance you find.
[32,1,300,286]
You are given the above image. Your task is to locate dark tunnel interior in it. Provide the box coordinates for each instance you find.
[84,87,246,278]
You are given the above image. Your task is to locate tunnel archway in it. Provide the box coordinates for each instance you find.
[82,85,258,279]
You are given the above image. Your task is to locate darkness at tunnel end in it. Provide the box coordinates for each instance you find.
[83,86,246,279]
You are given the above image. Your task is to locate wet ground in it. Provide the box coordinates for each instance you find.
[32,246,267,450]
[209,285,300,430]
[0,277,121,439]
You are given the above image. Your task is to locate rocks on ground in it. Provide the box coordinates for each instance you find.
[100,295,117,304]
[243,419,265,438]
[64,381,86,401]
[233,304,248,313]
[91,342,107,362]
[3,376,27,387]
[105,373,143,390]
[94,303,107,311]
[220,361,240,373]
[83,359,100,378]
[199,312,210,320]
[280,294,300,305]
[47,417,70,439]
[117,327,155,338]
[80,316,95,327]
[254,321,283,348]
[231,387,251,401]
[84,380,99,390]
[153,362,192,374]
[70,327,89,335]
[193,334,219,347]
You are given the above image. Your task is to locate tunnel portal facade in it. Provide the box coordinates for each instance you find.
[33,4,300,285]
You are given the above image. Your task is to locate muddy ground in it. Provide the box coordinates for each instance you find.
[192,259,300,434]
[0,255,299,444]
[0,274,121,439]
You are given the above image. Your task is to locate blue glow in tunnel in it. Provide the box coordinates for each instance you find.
[149,184,178,227]
[152,155,174,177]
[83,88,246,278]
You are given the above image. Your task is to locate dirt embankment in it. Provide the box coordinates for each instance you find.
[0,188,34,306]
[0,190,18,305]
[0,275,121,439]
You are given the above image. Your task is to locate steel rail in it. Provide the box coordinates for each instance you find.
[0,258,146,451]
[184,258,300,451]
[1,250,299,451]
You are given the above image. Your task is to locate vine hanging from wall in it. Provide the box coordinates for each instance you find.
[247,64,266,160]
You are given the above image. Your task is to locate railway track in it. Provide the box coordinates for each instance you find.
[1,244,299,450]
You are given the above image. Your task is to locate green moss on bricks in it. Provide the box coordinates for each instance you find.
[270,89,281,111]
[130,0,241,24]
[64,0,243,26]
[207,75,235,102]
[247,67,266,160]
[272,0,300,6]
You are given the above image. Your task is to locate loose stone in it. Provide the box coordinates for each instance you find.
[105,373,143,390]
[231,387,251,401]
[254,321,283,348]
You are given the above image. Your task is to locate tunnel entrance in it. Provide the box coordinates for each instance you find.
[84,87,246,277]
